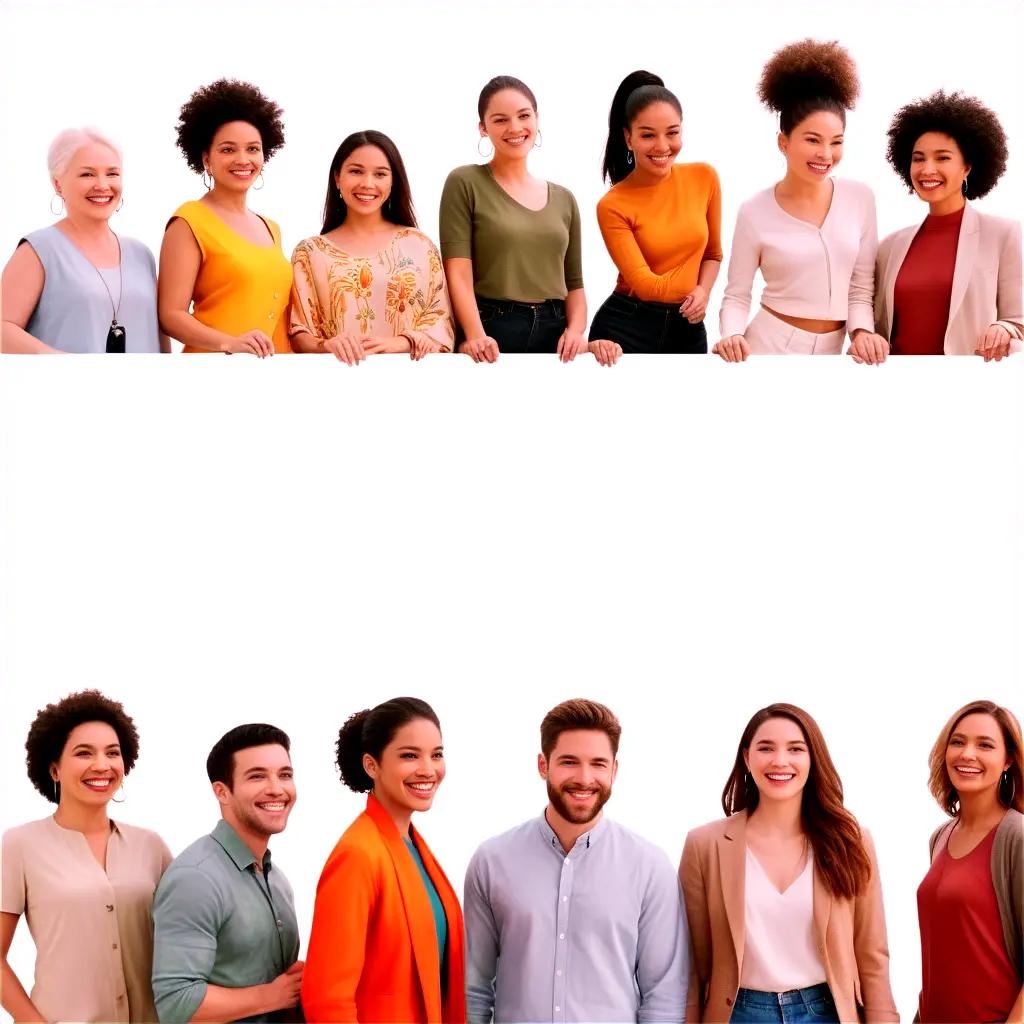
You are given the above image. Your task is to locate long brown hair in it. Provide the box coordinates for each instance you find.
[722,703,871,900]
[928,700,1024,816]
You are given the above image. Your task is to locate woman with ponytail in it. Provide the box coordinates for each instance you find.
[679,704,897,1023]
[715,40,888,362]
[302,698,466,1023]
[591,71,722,353]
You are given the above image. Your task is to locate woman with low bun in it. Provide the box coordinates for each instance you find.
[302,698,465,1023]
[715,40,887,362]
[871,92,1022,361]
[592,70,722,353]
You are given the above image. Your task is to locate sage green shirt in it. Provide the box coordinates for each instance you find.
[439,163,584,302]
[151,820,300,1022]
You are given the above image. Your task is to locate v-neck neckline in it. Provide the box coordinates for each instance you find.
[483,164,550,214]
[195,200,277,249]
[772,178,836,231]
[746,844,811,896]
[50,813,116,877]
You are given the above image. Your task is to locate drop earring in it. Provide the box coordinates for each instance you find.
[626,150,634,166]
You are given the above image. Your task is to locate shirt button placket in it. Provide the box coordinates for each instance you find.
[554,855,572,1021]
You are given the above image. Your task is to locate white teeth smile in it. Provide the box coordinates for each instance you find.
[408,782,435,791]
[766,773,795,781]
[87,196,112,204]
[83,778,112,789]
[505,137,527,145]
[954,766,982,774]
[230,170,253,177]
[808,163,830,172]
[258,801,286,810]
[918,181,943,189]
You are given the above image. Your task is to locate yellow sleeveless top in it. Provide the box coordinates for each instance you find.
[171,200,293,353]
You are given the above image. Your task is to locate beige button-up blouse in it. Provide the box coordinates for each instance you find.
[2,816,172,1022]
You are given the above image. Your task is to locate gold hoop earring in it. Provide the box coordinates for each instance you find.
[50,194,64,216]
[202,170,213,190]
[253,172,265,191]
[477,137,494,159]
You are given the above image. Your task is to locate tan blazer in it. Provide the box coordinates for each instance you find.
[874,204,1023,355]
[679,812,899,1024]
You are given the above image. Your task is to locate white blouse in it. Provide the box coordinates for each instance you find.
[740,847,826,993]
[720,178,878,338]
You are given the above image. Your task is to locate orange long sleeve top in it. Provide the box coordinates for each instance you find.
[596,162,722,304]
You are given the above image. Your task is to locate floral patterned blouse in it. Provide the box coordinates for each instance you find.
[289,228,454,352]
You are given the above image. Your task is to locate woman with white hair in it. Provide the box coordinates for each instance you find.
[1,127,165,353]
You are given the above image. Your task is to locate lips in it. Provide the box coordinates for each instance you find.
[764,772,796,784]
[953,765,983,776]
[82,777,114,790]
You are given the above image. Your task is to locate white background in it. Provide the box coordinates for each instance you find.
[1,0,1023,1021]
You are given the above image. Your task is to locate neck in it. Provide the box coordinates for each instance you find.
[490,154,530,181]
[928,194,966,218]
[206,186,248,214]
[747,796,804,836]
[545,804,599,854]
[778,172,831,201]
[54,799,111,834]
[338,213,391,238]
[223,813,270,863]
[60,214,113,242]
[957,788,1005,830]
[630,166,671,188]
[373,789,413,838]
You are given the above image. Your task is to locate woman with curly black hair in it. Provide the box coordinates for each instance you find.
[715,40,888,363]
[1,691,170,1022]
[158,78,293,355]
[870,91,1022,361]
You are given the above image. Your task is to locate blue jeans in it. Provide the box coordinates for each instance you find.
[730,984,840,1023]
[589,291,708,354]
[476,297,566,354]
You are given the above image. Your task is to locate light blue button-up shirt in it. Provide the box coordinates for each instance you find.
[465,813,689,1023]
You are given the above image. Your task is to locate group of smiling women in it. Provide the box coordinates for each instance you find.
[2,39,1021,362]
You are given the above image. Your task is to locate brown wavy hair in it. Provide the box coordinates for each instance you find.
[722,703,871,900]
[928,700,1023,816]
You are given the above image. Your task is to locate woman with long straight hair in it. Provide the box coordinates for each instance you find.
[679,703,897,1023]
[916,700,1023,1023]
[591,70,722,354]
[289,130,454,364]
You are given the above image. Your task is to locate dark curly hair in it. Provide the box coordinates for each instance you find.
[175,78,285,175]
[758,39,859,135]
[885,91,1008,201]
[25,690,140,803]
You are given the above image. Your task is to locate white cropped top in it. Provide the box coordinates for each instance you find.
[720,178,878,339]
[740,848,826,993]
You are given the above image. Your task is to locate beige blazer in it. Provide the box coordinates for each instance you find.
[679,812,899,1024]
[874,204,1023,355]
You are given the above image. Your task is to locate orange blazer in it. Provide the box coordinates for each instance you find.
[679,812,898,1024]
[302,795,466,1023]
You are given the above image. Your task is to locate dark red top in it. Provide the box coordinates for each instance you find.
[917,824,1019,1022]
[891,206,965,355]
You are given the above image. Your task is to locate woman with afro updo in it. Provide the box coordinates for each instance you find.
[302,697,465,1022]
[158,78,293,355]
[870,91,1022,361]
[715,40,888,363]
[1,691,171,1022]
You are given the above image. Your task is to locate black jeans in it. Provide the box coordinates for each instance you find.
[589,291,707,354]
[476,297,566,354]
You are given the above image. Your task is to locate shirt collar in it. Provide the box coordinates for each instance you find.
[537,808,608,852]
[211,818,272,873]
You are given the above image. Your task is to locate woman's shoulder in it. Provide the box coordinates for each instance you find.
[444,164,486,187]
[394,226,440,251]
[292,234,328,258]
[2,816,55,849]
[675,162,720,186]
[113,819,168,849]
[834,178,876,207]
[972,206,1022,238]
[995,807,1024,849]
[170,199,207,222]
[120,235,157,268]
[546,180,579,208]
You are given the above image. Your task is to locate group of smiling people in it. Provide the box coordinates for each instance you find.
[2,692,1021,1024]
[2,39,1021,363]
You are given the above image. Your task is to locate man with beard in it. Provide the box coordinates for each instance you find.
[151,724,303,1022]
[464,699,688,1023]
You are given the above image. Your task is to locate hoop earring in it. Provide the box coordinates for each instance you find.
[50,194,64,216]
[116,197,124,212]
[534,131,543,149]
[112,782,127,804]
[202,170,213,191]
[626,150,634,166]
[254,172,265,191]
[477,137,494,159]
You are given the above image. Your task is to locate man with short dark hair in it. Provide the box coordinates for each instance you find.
[465,699,689,1023]
[152,724,303,1022]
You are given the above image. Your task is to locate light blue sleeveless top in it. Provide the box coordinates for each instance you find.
[22,226,161,353]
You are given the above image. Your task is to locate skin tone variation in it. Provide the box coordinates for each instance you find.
[624,100,720,325]
[158,120,279,357]
[1,721,125,1019]
[714,111,889,364]
[290,144,443,365]
[1,143,170,354]
[446,88,618,367]
[942,713,1023,1021]
[538,729,617,853]
[362,718,446,837]
[190,744,303,1021]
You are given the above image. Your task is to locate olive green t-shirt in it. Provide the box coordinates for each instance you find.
[439,163,584,303]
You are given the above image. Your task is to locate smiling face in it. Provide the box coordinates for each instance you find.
[946,712,1010,801]
[53,142,122,224]
[480,88,537,160]
[203,120,264,193]
[625,100,681,180]
[51,720,124,807]
[744,716,811,805]
[365,718,445,818]
[336,144,392,220]
[539,729,617,826]
[215,743,295,840]
[910,131,970,212]
[779,110,845,185]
